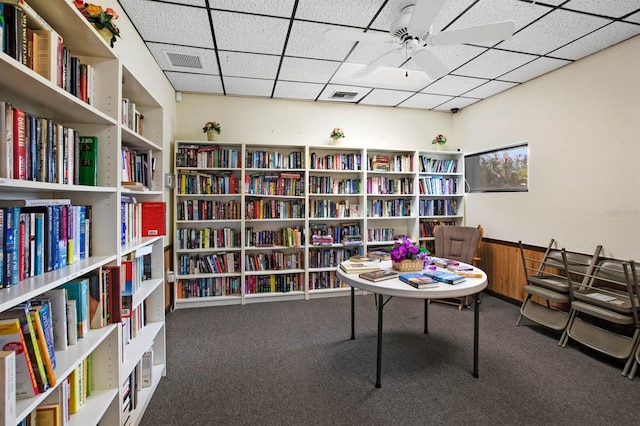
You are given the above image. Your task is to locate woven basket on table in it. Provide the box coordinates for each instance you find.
[392,259,424,272]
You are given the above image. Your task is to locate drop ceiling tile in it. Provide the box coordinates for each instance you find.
[147,43,218,75]
[331,63,432,91]
[279,57,341,83]
[421,75,488,96]
[273,81,325,100]
[219,52,280,79]
[626,11,640,24]
[166,72,223,94]
[447,0,551,47]
[296,0,382,27]
[318,85,371,103]
[158,0,205,6]
[119,1,214,48]
[454,49,535,79]
[433,96,481,111]
[397,93,453,110]
[345,34,403,65]
[224,77,274,97]
[210,0,295,17]
[211,11,289,54]
[463,80,518,98]
[563,0,640,18]
[287,21,356,60]
[499,57,570,83]
[359,89,413,106]
[497,9,611,55]
[550,21,640,60]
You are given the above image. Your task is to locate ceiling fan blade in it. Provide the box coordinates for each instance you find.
[352,48,402,79]
[408,0,447,36]
[323,28,391,44]
[430,20,516,46]
[412,48,449,80]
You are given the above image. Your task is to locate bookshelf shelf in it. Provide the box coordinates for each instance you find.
[0,0,165,423]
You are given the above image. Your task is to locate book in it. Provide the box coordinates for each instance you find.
[0,350,16,424]
[78,135,97,185]
[36,403,60,425]
[141,201,166,236]
[141,349,153,388]
[446,263,474,272]
[0,101,14,179]
[399,272,439,289]
[60,278,89,339]
[339,260,381,274]
[2,206,19,287]
[423,269,466,285]
[103,265,122,323]
[0,318,38,399]
[28,306,56,387]
[29,299,56,366]
[88,270,106,329]
[12,106,26,180]
[367,250,391,261]
[43,288,68,351]
[65,300,77,346]
[359,270,399,282]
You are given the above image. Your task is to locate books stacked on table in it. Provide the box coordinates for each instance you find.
[339,260,381,274]
[422,269,466,285]
[367,250,391,261]
[359,270,399,282]
[399,272,438,289]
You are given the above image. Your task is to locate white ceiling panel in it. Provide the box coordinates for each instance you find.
[549,21,640,60]
[210,0,295,17]
[273,81,325,100]
[119,0,640,111]
[286,21,356,60]
[454,49,535,79]
[497,9,612,56]
[218,52,280,79]
[211,11,289,54]
[224,77,274,97]
[279,57,341,83]
[564,0,640,18]
[398,93,453,110]
[296,0,382,27]
[463,80,518,98]
[499,57,570,83]
[147,43,219,75]
[359,89,414,107]
[422,75,488,96]
[166,72,223,94]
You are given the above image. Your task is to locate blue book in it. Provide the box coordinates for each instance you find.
[78,205,86,259]
[34,212,44,275]
[29,300,56,369]
[423,269,466,285]
[61,278,89,339]
[5,206,20,286]
[51,205,60,270]
[58,205,67,268]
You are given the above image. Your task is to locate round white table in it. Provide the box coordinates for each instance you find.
[337,261,488,388]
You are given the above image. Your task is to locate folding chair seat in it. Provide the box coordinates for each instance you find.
[562,259,640,377]
[516,239,602,340]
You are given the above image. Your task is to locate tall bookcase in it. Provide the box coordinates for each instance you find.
[173,141,464,309]
[0,0,165,424]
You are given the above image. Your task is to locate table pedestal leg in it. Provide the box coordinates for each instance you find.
[376,293,383,388]
[473,293,480,378]
[350,287,355,340]
[424,299,429,334]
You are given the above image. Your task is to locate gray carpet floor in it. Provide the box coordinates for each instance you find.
[139,293,639,425]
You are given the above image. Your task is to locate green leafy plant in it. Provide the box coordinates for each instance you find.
[203,121,222,134]
[330,127,345,139]
[432,134,447,145]
[74,1,120,47]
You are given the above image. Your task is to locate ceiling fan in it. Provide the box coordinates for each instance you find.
[323,0,516,80]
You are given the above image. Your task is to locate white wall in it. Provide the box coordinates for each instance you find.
[455,35,640,259]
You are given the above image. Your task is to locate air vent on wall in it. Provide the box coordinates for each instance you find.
[165,52,203,69]
[330,91,358,100]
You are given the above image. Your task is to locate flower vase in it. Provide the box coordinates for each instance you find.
[435,142,446,151]
[96,26,114,47]
[206,130,217,141]
[331,136,341,145]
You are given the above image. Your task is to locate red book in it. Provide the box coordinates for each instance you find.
[141,202,166,237]
[12,107,26,180]
[103,266,122,324]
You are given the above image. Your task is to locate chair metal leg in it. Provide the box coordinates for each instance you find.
[375,293,384,388]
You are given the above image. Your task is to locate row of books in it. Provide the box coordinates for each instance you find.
[366,227,396,243]
[366,176,414,195]
[368,154,414,172]
[176,227,241,250]
[309,270,345,290]
[308,176,361,195]
[176,277,242,299]
[245,150,303,170]
[418,176,459,195]
[309,222,362,245]
[120,197,166,246]
[244,272,304,294]
[309,152,361,171]
[122,349,154,426]
[121,146,152,190]
[177,171,239,195]
[244,198,305,220]
[0,1,95,105]
[308,247,352,268]
[419,219,458,238]
[244,251,304,272]
[176,144,241,169]
[417,199,458,216]
[121,98,143,136]
[177,199,241,221]
[418,156,458,174]
[308,200,360,219]
[177,252,240,275]
[245,226,305,248]
[367,198,412,218]
[0,102,97,185]
[244,172,304,197]
[0,200,92,288]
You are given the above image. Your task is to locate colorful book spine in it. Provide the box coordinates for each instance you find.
[0,318,38,399]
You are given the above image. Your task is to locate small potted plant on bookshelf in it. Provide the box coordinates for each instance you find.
[330,127,345,144]
[203,121,221,141]
[390,237,430,272]
[74,1,121,47]
[432,134,447,151]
